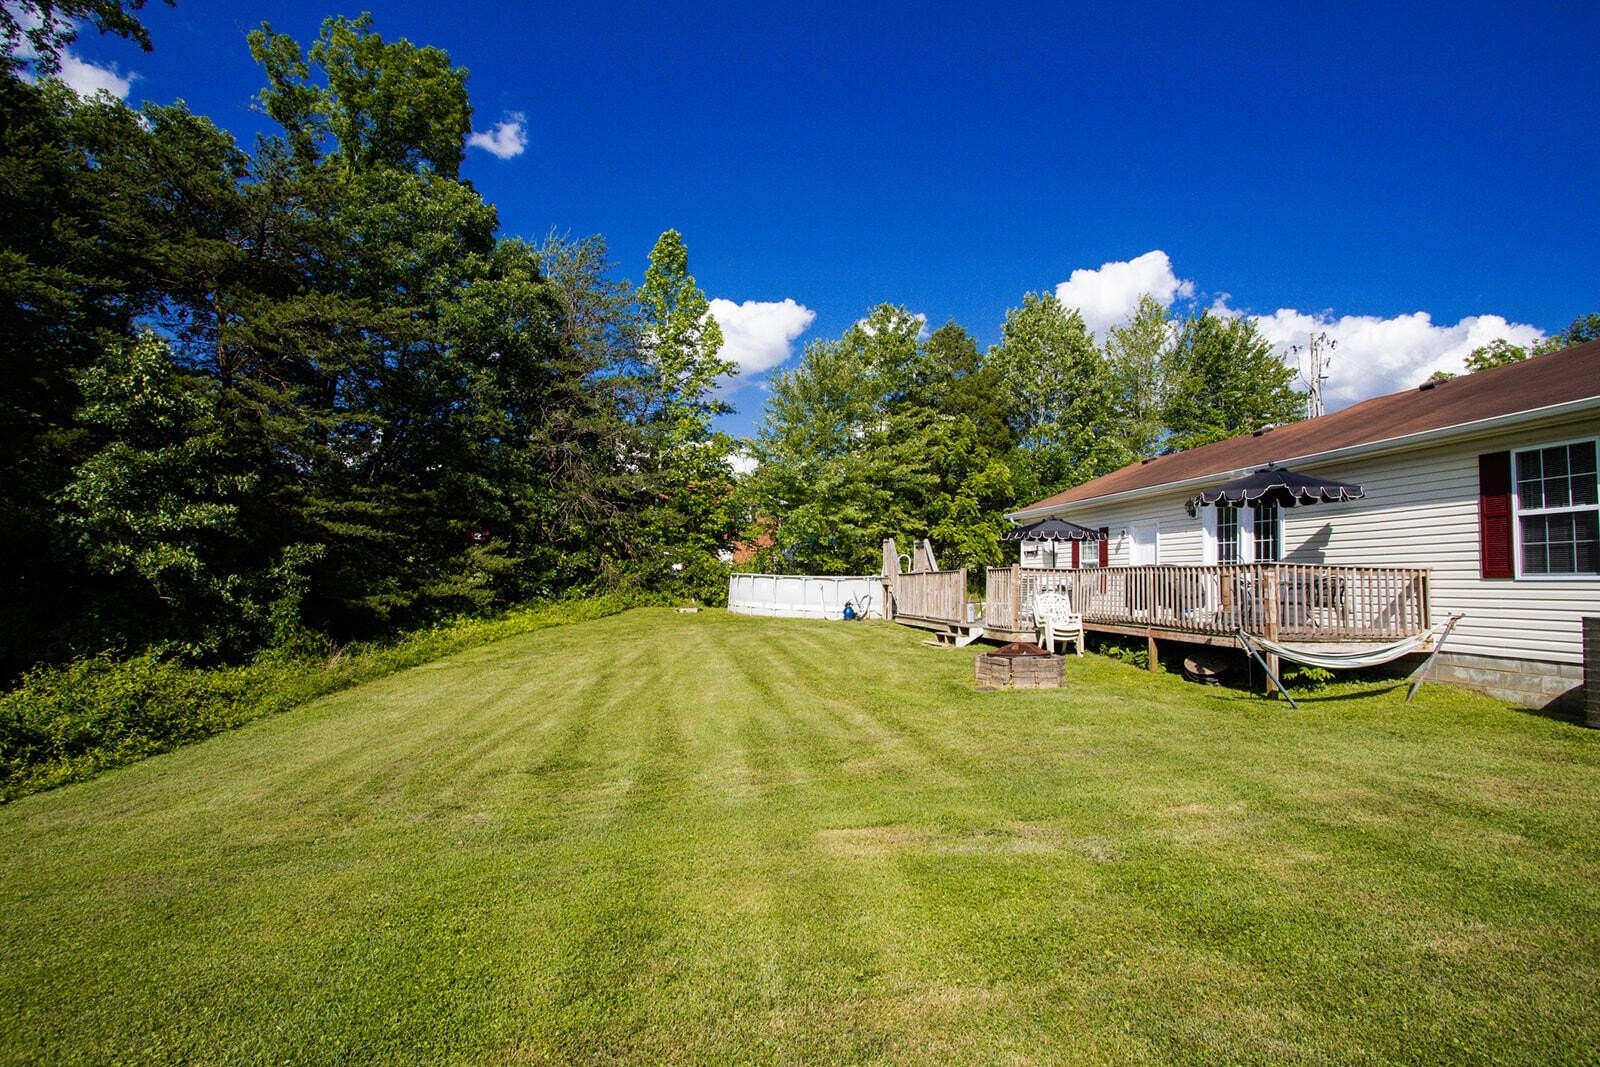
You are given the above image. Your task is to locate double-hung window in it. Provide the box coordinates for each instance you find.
[1514,440,1598,575]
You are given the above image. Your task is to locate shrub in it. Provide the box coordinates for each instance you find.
[1094,639,1153,672]
[1283,664,1337,692]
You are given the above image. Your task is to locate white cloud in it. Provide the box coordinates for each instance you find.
[467,113,528,160]
[56,53,133,98]
[9,9,135,99]
[1246,307,1546,410]
[1054,250,1196,339]
[1055,248,1548,412]
[710,297,816,375]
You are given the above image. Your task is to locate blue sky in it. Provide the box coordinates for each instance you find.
[57,1,1600,438]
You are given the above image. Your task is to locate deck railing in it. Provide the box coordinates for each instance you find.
[894,568,970,623]
[985,564,1429,642]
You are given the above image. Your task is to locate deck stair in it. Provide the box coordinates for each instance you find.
[927,622,985,648]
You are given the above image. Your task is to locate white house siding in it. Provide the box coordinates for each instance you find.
[1032,501,1211,568]
[1277,418,1599,670]
[1040,411,1598,709]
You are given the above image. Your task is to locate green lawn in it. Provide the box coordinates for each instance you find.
[3,608,1598,1065]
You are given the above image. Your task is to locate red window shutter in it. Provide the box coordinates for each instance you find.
[1098,527,1110,567]
[1479,451,1514,579]
[1071,540,1080,568]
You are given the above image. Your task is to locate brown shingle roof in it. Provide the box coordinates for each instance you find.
[1015,339,1600,515]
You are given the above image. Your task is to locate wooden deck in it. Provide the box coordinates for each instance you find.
[892,568,969,627]
[983,564,1430,643]
[881,539,1434,684]
[880,547,1433,688]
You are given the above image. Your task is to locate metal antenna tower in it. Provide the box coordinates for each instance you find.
[1293,331,1335,418]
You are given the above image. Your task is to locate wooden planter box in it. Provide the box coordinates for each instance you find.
[976,650,1065,690]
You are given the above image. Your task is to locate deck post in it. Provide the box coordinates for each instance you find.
[881,538,899,621]
[1012,565,1022,633]
[1147,632,1158,671]
[1262,566,1281,694]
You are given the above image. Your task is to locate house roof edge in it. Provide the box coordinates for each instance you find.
[1007,393,1600,522]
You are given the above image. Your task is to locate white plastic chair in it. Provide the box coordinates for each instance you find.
[1033,590,1084,656]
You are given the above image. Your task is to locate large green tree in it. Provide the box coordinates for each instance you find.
[190,17,490,635]
[746,305,1013,576]
[914,320,1013,451]
[632,229,731,438]
[0,75,218,671]
[1161,311,1303,453]
[988,293,1124,502]
[57,334,260,659]
[0,11,664,675]
[1104,294,1176,460]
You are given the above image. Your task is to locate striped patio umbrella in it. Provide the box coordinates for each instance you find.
[1001,516,1100,541]
[1189,464,1364,511]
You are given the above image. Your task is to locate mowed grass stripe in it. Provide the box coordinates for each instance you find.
[2,607,1598,1064]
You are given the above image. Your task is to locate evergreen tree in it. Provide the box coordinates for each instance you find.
[623,230,738,600]
[915,320,1014,452]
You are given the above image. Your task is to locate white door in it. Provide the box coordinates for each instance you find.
[1130,520,1159,566]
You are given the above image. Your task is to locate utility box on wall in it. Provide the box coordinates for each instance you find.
[1585,617,1599,729]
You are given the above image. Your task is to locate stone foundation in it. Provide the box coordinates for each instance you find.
[1428,652,1584,719]
[976,651,1065,690]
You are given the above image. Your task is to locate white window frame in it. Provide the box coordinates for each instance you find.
[1512,435,1599,579]
[1252,501,1282,562]
[1202,503,1281,565]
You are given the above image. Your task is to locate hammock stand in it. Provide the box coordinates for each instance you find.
[1236,614,1465,710]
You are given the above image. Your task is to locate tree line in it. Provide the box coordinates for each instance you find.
[2,10,737,680]
[1,7,1322,679]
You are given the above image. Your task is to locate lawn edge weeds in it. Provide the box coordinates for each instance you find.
[0,592,642,802]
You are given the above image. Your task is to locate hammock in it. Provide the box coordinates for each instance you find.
[1239,628,1437,670]
[1236,614,1464,709]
